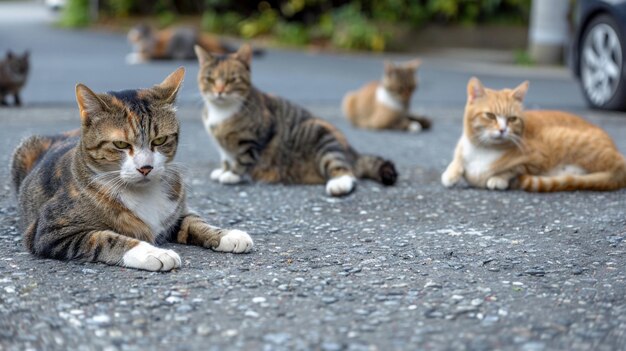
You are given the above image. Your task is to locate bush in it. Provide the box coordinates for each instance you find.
[60,0,91,28]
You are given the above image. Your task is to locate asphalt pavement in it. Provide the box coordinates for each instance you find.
[1,1,625,351]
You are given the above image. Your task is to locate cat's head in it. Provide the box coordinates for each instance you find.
[195,44,252,106]
[382,59,420,103]
[127,24,153,44]
[464,77,529,147]
[5,50,29,78]
[75,67,185,187]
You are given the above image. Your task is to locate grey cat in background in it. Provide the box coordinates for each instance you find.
[0,50,29,106]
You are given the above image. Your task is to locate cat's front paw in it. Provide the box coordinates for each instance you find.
[210,168,225,181]
[122,242,181,271]
[486,176,509,190]
[213,230,253,253]
[441,169,462,188]
[219,171,243,185]
[408,121,423,133]
[326,175,357,196]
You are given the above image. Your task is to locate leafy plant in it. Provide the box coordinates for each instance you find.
[59,0,91,28]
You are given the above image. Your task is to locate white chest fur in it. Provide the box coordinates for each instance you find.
[461,136,505,181]
[119,183,179,237]
[203,100,242,128]
[375,86,404,111]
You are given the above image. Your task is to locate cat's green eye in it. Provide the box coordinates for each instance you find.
[152,136,167,146]
[508,116,519,122]
[484,113,497,120]
[113,141,130,149]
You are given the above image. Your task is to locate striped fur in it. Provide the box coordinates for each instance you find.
[0,50,29,106]
[11,68,252,271]
[342,59,431,132]
[442,77,626,192]
[196,45,397,196]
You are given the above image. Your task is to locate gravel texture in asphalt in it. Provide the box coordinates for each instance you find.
[0,106,625,350]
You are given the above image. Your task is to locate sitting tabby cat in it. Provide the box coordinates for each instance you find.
[11,67,253,272]
[442,77,626,192]
[126,24,236,64]
[0,50,29,106]
[195,44,398,196]
[342,59,431,132]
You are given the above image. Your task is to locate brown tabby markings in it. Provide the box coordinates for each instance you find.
[0,50,29,106]
[11,68,252,271]
[195,45,398,196]
[442,77,626,192]
[342,60,431,131]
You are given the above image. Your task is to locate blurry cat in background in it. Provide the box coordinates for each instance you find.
[0,50,29,106]
[343,59,431,132]
[126,24,262,64]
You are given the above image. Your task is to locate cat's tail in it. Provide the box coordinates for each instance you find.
[518,158,626,192]
[354,154,398,186]
[342,92,358,124]
[10,135,60,192]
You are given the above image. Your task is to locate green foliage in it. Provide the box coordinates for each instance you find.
[274,21,309,45]
[239,7,279,38]
[201,10,242,35]
[332,3,387,51]
[59,0,91,28]
[514,49,534,66]
[107,0,134,17]
[158,11,178,27]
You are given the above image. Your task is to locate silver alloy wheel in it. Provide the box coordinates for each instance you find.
[581,23,623,106]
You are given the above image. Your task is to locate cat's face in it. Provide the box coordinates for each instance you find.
[75,68,184,187]
[464,77,529,147]
[195,44,252,105]
[382,59,420,103]
[5,51,29,78]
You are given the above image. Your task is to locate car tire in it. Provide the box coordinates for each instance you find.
[579,14,626,111]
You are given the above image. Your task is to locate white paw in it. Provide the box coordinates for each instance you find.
[122,242,181,272]
[125,53,146,65]
[212,229,253,253]
[408,121,423,133]
[219,171,243,184]
[210,168,225,181]
[441,170,461,188]
[486,176,509,190]
[326,175,357,196]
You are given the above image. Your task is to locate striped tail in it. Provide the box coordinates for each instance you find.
[518,163,626,192]
[10,135,60,192]
[354,154,398,186]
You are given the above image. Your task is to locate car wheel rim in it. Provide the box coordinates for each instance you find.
[581,23,623,106]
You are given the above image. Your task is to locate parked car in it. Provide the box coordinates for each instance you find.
[572,0,626,111]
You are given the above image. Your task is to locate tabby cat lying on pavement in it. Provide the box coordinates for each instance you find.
[195,44,398,196]
[11,67,253,272]
[442,77,626,192]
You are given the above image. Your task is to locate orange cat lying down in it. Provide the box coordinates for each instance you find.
[442,77,626,192]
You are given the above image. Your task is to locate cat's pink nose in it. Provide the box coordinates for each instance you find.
[137,165,153,176]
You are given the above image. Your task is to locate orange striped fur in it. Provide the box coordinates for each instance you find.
[442,77,626,192]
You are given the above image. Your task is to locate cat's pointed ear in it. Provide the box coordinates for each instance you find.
[467,77,485,104]
[511,80,529,102]
[235,44,252,67]
[6,50,13,59]
[384,60,395,75]
[23,50,29,59]
[75,84,109,124]
[194,45,213,65]
[156,67,185,104]
[405,59,421,71]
